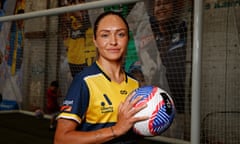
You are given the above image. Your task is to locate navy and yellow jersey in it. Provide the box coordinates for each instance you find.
[64,15,96,65]
[57,61,139,132]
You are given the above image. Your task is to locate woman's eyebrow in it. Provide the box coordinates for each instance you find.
[98,28,127,33]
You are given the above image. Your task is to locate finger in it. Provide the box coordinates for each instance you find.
[120,92,137,110]
[133,104,149,121]
[133,115,149,122]
[129,102,147,115]
[125,91,136,102]
[118,102,124,113]
[122,95,143,112]
[130,95,143,105]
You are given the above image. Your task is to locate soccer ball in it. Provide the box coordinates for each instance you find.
[130,86,175,136]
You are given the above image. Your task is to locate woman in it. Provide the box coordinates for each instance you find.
[150,0,187,113]
[61,0,96,78]
[54,11,148,144]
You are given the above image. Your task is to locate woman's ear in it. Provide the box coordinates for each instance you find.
[93,37,98,48]
[93,37,99,59]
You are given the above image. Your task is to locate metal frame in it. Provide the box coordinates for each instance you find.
[0,0,141,22]
[191,0,203,144]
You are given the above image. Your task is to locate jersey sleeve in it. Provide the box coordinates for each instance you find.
[57,75,89,124]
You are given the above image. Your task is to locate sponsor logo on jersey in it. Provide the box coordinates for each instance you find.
[100,94,113,113]
[120,90,128,95]
[61,100,74,112]
[63,100,74,105]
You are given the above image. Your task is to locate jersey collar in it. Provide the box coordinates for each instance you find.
[95,61,128,83]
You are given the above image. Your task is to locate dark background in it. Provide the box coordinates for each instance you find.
[0,112,167,144]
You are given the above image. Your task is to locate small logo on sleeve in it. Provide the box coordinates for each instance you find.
[61,100,74,112]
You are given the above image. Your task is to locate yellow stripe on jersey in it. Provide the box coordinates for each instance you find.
[57,112,82,124]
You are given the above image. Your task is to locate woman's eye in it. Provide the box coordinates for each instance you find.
[100,33,108,38]
[118,32,126,37]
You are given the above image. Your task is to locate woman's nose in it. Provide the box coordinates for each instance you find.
[109,34,117,45]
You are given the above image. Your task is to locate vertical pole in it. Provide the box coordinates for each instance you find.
[191,0,203,144]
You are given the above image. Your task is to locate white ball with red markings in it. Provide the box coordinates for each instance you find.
[130,86,175,136]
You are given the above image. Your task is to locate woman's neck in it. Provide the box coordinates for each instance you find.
[97,59,125,83]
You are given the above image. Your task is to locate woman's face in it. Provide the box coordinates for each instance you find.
[67,0,86,21]
[94,14,129,62]
[154,0,173,22]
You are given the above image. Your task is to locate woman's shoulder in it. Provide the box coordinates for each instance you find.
[74,62,100,79]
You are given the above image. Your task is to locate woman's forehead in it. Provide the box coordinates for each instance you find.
[97,15,127,30]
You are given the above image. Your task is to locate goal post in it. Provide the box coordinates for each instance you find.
[0,0,142,22]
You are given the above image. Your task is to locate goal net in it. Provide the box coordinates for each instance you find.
[0,0,193,143]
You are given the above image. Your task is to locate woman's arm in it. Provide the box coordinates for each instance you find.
[54,94,148,144]
[54,118,116,144]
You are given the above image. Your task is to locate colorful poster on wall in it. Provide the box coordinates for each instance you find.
[59,0,96,78]
[59,0,96,96]
[6,0,25,76]
[126,2,170,92]
[0,0,6,31]
[0,0,23,109]
[148,0,188,114]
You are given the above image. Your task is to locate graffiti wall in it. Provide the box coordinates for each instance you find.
[0,0,24,110]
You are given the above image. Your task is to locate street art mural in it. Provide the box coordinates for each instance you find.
[0,0,25,110]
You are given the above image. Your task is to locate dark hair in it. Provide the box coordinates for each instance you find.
[17,9,25,14]
[0,93,2,102]
[93,11,129,39]
[51,80,59,88]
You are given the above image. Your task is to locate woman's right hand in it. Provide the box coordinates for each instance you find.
[113,92,149,137]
